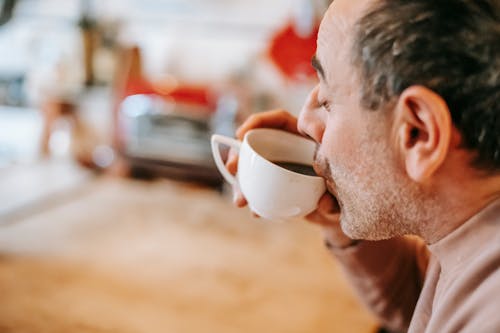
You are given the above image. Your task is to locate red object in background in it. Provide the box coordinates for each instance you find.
[123,78,155,97]
[123,79,214,110]
[267,21,319,81]
[167,86,213,108]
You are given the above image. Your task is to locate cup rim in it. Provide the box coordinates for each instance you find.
[243,128,322,179]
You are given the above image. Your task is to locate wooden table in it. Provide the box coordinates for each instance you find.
[0,175,378,333]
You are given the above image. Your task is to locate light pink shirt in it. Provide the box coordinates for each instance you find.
[330,199,500,332]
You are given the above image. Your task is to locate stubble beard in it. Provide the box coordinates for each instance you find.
[316,137,431,241]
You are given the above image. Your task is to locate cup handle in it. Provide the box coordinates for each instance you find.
[211,134,241,186]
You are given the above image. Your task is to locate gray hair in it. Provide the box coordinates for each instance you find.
[352,0,500,172]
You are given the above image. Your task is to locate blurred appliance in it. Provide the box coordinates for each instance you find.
[120,94,223,186]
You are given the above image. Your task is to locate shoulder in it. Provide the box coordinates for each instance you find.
[433,241,500,332]
[452,266,500,332]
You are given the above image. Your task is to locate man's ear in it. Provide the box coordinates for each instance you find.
[394,86,452,182]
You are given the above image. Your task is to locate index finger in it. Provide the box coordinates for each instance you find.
[236,109,299,140]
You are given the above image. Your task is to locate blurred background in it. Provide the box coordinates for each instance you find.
[0,0,379,332]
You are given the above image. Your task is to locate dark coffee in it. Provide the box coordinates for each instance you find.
[273,161,317,176]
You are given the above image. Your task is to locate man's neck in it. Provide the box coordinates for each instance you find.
[421,173,500,244]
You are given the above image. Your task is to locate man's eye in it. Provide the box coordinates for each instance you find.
[319,100,330,112]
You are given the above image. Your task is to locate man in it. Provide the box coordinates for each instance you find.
[227,0,500,332]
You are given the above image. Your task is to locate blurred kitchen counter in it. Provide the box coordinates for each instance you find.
[0,171,378,333]
[0,158,93,222]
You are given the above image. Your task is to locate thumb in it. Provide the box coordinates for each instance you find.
[316,192,340,216]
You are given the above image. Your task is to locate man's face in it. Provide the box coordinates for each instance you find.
[298,0,418,240]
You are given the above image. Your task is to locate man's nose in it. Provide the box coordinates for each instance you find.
[298,85,326,143]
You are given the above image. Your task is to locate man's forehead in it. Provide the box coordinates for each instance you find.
[320,0,374,40]
[316,0,375,81]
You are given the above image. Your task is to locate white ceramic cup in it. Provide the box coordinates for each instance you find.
[211,128,326,220]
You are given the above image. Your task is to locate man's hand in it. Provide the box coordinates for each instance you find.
[226,109,299,207]
[306,192,358,249]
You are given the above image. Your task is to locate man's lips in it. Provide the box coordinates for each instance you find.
[312,158,323,177]
[312,151,342,207]
[312,161,340,203]
[325,179,339,198]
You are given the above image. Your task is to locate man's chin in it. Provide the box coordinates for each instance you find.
[340,214,385,241]
[339,218,361,240]
[339,216,395,241]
